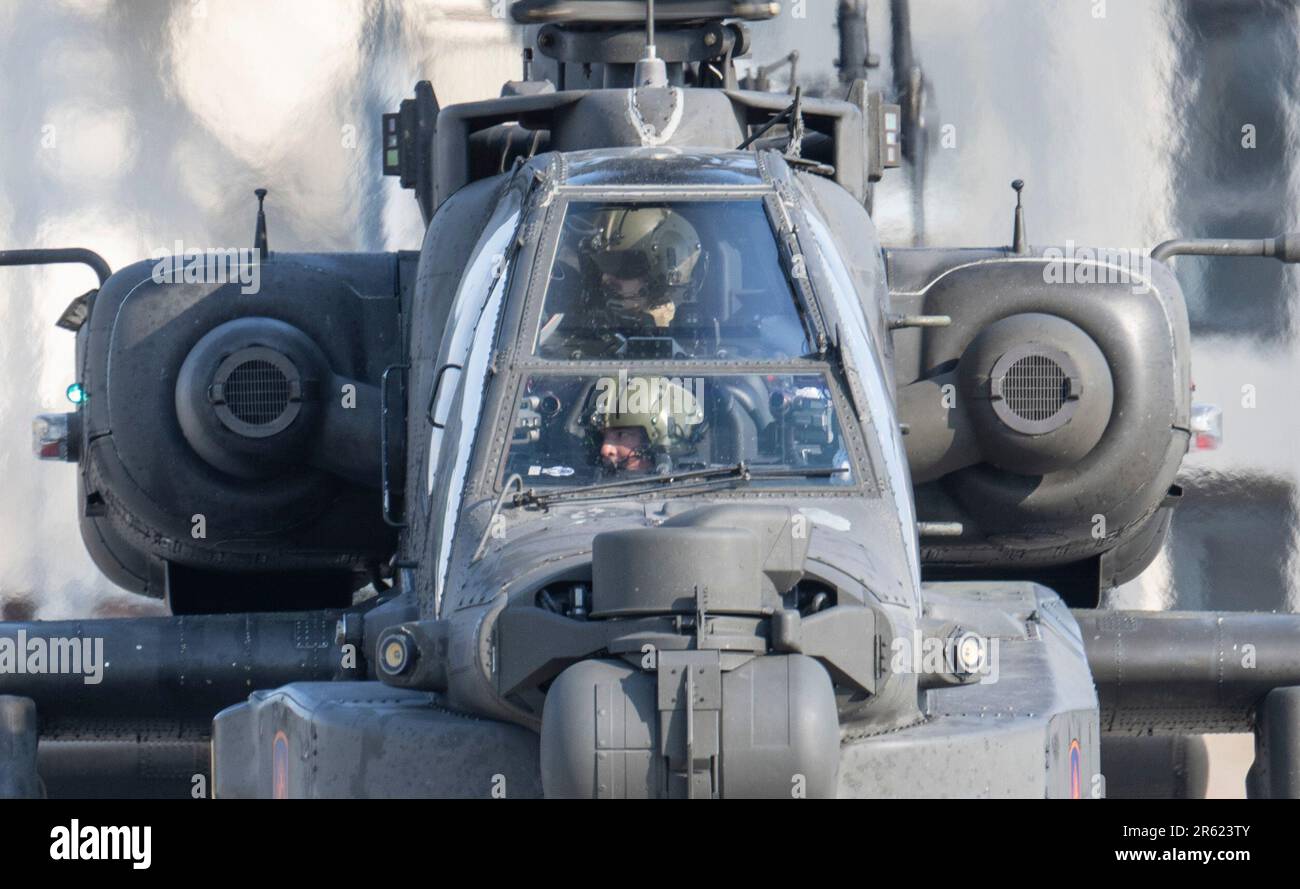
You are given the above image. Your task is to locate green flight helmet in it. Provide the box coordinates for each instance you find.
[585,206,703,290]
[592,375,705,452]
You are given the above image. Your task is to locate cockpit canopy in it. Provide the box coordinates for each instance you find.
[533,199,811,361]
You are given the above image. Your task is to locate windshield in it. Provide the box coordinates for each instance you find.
[533,200,811,361]
[503,371,860,489]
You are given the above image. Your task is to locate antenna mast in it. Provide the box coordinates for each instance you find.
[634,0,668,87]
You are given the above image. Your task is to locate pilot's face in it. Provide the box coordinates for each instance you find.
[602,271,644,300]
[599,426,651,472]
[602,272,676,327]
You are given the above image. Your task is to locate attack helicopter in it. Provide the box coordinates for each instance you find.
[3,0,1300,799]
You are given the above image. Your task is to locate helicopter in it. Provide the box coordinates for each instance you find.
[2,0,1300,799]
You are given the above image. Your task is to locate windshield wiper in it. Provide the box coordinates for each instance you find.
[511,462,847,509]
[513,462,750,508]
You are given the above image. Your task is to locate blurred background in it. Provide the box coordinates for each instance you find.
[0,0,1295,795]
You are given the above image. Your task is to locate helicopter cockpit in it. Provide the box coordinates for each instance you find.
[503,191,867,491]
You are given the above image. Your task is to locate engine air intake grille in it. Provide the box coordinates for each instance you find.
[989,342,1082,436]
[1003,354,1068,421]
[209,345,303,438]
[224,359,292,425]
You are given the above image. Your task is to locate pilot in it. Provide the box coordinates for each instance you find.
[540,206,704,356]
[588,205,702,329]
[597,424,654,473]
[591,376,705,475]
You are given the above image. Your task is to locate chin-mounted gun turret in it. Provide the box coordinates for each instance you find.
[375,504,891,798]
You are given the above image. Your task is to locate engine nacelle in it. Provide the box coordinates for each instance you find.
[70,252,411,612]
[888,247,1191,602]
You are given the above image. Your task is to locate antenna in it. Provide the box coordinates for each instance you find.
[646,0,655,58]
[1011,179,1028,255]
[633,0,668,88]
[253,188,269,260]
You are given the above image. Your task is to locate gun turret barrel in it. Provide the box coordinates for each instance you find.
[0,610,348,720]
[1073,609,1300,734]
